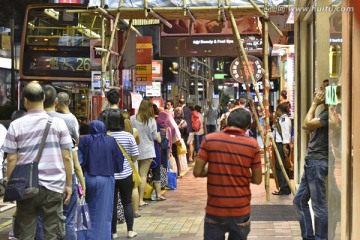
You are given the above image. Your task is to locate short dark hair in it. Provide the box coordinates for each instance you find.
[239,98,247,105]
[57,92,70,106]
[277,103,289,114]
[43,85,57,108]
[323,79,329,83]
[23,82,45,103]
[195,105,202,112]
[280,90,287,100]
[179,98,186,105]
[195,105,201,112]
[166,100,173,106]
[106,89,120,105]
[227,108,251,130]
[153,103,159,115]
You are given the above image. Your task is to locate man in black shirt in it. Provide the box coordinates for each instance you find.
[293,91,329,240]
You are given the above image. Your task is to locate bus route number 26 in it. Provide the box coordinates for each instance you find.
[76,58,91,71]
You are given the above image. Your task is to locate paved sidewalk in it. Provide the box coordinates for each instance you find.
[114,164,302,240]
[0,163,302,240]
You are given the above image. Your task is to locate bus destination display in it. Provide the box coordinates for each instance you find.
[23,56,92,78]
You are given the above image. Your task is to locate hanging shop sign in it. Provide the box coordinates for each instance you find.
[152,60,163,81]
[160,35,262,57]
[146,82,161,97]
[230,55,263,83]
[136,36,153,81]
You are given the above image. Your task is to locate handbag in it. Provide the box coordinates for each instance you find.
[76,198,92,231]
[143,182,154,199]
[3,117,52,202]
[176,139,187,155]
[112,137,142,188]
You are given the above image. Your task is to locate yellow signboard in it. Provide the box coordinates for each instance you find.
[136,64,152,75]
[1,35,11,51]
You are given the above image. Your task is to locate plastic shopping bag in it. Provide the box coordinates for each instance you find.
[76,198,92,231]
[167,171,177,190]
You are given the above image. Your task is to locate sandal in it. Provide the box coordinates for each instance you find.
[139,202,149,207]
[157,196,166,201]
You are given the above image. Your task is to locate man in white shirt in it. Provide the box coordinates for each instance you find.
[272,103,292,195]
[0,123,7,180]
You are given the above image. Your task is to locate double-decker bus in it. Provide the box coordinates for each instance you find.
[19,3,114,120]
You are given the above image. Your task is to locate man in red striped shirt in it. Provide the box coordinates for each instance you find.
[193,108,262,240]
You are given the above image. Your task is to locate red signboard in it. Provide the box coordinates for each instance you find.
[136,36,152,81]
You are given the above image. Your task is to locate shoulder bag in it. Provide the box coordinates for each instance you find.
[4,117,53,202]
[112,136,142,188]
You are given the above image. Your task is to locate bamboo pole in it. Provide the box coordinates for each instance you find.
[247,0,283,37]
[217,0,221,21]
[224,0,266,126]
[113,19,133,80]
[104,10,121,64]
[271,138,295,195]
[144,0,148,17]
[101,14,106,91]
[101,0,123,92]
[184,0,187,16]
[224,0,265,144]
[262,0,271,201]
[225,0,295,198]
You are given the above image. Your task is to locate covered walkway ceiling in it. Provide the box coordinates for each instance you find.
[87,0,296,20]
[106,6,265,20]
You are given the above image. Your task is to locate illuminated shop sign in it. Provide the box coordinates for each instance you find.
[230,55,263,83]
[160,35,262,57]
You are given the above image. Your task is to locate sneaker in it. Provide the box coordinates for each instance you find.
[113,233,118,239]
[127,231,138,238]
[134,212,141,218]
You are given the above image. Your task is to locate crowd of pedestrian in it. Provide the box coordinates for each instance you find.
[0,81,333,240]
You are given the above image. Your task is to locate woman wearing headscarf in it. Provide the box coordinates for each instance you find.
[173,107,187,176]
[156,110,181,186]
[78,120,124,240]
[130,99,158,207]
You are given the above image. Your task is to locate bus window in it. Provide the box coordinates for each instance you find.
[21,5,102,81]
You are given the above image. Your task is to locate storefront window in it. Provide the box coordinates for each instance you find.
[327,12,342,240]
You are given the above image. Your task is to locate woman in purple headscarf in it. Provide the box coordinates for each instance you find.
[78,120,124,240]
